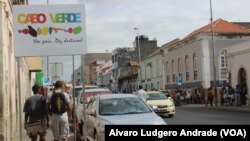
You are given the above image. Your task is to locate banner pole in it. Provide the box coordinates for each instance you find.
[72,55,76,141]
[17,57,23,141]
[81,54,87,141]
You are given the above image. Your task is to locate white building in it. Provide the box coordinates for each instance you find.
[226,40,250,105]
[163,19,250,91]
[140,49,165,90]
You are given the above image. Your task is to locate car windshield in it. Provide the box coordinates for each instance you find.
[99,97,152,115]
[147,93,168,100]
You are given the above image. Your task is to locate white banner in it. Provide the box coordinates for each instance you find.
[13,4,87,56]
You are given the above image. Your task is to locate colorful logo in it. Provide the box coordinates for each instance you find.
[18,26,82,37]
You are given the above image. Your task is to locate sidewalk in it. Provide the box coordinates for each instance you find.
[23,123,81,141]
[181,103,250,113]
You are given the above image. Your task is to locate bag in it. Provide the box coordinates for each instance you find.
[50,92,67,114]
[25,120,46,136]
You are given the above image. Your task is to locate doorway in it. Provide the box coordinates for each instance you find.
[238,68,247,105]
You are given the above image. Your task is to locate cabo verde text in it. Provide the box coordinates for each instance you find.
[109,129,217,138]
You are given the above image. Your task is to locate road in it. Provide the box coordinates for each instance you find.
[164,106,250,125]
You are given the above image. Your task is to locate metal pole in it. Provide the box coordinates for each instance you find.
[18,57,23,141]
[210,0,218,106]
[134,28,142,87]
[81,54,87,141]
[72,56,76,141]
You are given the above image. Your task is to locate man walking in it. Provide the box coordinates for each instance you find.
[46,80,72,141]
[136,85,148,102]
[23,84,49,141]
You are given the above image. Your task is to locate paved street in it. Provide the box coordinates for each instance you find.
[165,104,250,125]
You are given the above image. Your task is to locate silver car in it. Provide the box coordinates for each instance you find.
[83,94,166,141]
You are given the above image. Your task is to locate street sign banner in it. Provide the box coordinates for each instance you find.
[43,77,52,86]
[13,4,87,56]
[36,71,43,86]
[176,76,182,85]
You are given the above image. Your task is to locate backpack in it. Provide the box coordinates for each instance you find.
[50,92,67,114]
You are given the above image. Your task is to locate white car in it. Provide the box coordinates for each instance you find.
[83,94,166,141]
[75,87,112,134]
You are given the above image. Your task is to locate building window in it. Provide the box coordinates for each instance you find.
[178,57,182,74]
[185,56,189,81]
[172,59,174,75]
[193,53,198,80]
[166,61,169,74]
[194,70,197,80]
[167,75,170,83]
[172,74,175,83]
[220,50,227,79]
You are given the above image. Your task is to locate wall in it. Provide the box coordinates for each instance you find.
[0,1,30,141]
[228,41,250,105]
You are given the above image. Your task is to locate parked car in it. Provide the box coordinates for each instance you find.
[75,87,112,134]
[146,91,175,117]
[84,94,166,141]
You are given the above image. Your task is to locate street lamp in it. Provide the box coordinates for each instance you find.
[134,27,142,87]
[210,0,218,106]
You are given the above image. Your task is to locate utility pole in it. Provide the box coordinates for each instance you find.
[134,28,142,87]
[210,0,218,106]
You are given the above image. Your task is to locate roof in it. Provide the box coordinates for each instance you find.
[233,22,250,29]
[161,38,181,49]
[185,18,250,39]
[98,94,137,99]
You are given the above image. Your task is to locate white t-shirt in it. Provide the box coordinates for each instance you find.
[137,89,148,102]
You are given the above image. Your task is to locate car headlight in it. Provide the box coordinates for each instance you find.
[152,105,158,109]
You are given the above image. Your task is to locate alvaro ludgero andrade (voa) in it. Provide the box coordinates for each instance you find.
[108,128,218,138]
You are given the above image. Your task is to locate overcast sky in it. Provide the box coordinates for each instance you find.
[28,0,250,81]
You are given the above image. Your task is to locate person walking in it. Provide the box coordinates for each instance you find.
[23,84,50,141]
[220,87,226,106]
[208,87,213,107]
[136,85,148,102]
[46,80,72,141]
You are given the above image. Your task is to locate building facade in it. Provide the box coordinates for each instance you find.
[112,36,159,92]
[72,53,112,86]
[164,19,250,90]
[96,60,112,89]
[140,48,165,90]
[226,40,250,106]
[0,1,32,141]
